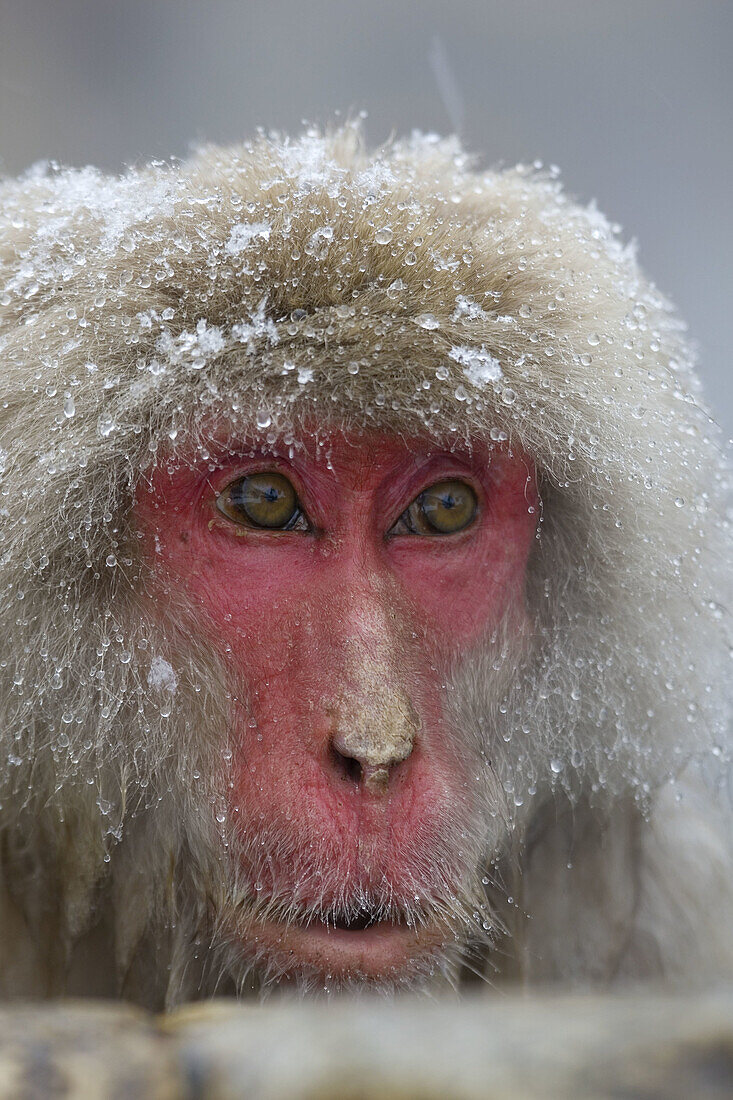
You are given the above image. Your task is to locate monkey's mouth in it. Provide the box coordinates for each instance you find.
[330,906,383,932]
[234,901,450,982]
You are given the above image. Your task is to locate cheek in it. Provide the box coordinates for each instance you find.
[391,544,531,647]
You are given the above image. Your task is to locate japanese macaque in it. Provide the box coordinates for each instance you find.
[0,125,731,1008]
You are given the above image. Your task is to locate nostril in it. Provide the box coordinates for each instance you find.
[329,742,362,784]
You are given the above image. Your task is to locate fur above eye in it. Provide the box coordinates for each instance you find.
[216,472,309,531]
[391,479,478,536]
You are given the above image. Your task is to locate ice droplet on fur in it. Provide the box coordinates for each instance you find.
[414,313,440,330]
[449,345,503,385]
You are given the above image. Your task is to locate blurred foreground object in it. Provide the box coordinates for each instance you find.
[0,996,732,1099]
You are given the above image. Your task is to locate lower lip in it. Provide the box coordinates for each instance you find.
[237,914,450,981]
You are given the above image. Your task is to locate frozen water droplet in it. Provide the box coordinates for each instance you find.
[306,226,333,259]
[148,656,178,694]
[587,332,601,346]
[256,411,272,430]
[105,554,117,567]
[404,251,417,266]
[225,220,271,256]
[63,393,75,419]
[413,313,440,330]
[550,758,564,774]
[375,227,393,245]
[449,345,503,386]
[98,414,115,438]
[386,278,406,298]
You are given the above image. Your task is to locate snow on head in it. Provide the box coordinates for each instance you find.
[449,344,504,386]
[224,221,272,256]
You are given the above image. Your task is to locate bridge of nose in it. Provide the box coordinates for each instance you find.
[303,556,420,791]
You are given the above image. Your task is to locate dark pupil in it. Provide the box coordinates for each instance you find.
[263,487,279,502]
[441,494,456,509]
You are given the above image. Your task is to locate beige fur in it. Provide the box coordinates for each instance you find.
[0,122,730,1007]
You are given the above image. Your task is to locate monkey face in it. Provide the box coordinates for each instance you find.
[135,429,538,986]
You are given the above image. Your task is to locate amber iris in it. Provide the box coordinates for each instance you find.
[217,472,305,530]
[394,479,478,535]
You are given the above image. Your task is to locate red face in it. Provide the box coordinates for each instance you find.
[136,430,538,986]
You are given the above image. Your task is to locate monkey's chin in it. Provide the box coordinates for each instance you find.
[236,913,451,986]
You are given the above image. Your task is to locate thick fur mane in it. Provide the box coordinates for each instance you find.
[0,123,730,1005]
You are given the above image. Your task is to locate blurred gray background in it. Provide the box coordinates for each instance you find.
[1,0,731,435]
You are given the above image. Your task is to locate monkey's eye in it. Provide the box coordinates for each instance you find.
[390,479,478,536]
[216,472,308,531]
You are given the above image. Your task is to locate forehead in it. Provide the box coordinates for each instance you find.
[156,426,512,484]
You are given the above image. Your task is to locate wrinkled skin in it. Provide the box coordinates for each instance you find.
[136,431,538,983]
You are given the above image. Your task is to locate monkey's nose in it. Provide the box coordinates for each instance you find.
[329,693,419,795]
[329,737,408,794]
[329,740,394,794]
